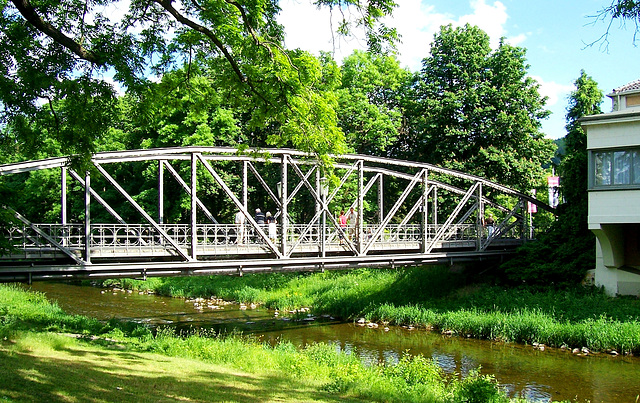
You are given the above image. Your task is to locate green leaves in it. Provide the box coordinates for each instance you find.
[501,71,603,286]
[398,24,554,191]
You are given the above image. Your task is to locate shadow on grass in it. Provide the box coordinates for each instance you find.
[0,341,359,402]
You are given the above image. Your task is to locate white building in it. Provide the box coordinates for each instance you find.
[581,79,640,296]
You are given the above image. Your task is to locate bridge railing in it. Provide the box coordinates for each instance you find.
[3,221,522,258]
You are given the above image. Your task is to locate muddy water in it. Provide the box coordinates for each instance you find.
[24,282,640,403]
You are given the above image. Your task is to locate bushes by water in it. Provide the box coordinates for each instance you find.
[106,266,640,354]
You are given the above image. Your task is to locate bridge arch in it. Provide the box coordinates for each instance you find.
[0,147,552,282]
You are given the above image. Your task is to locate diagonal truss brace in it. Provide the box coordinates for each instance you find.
[94,163,193,261]
[163,161,218,224]
[11,208,85,265]
[68,169,126,224]
[197,154,284,258]
[362,169,425,255]
[399,184,437,227]
[286,158,359,256]
[247,161,281,209]
[424,181,482,254]
[480,200,523,251]
[345,172,382,217]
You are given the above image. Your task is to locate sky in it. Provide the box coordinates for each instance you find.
[277,0,640,140]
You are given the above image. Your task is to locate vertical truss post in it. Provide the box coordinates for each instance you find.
[433,187,438,228]
[321,175,327,259]
[61,166,67,246]
[84,170,91,263]
[357,160,363,254]
[61,167,67,225]
[158,160,164,224]
[242,161,248,211]
[316,168,324,257]
[280,154,288,257]
[191,153,197,259]
[315,168,321,217]
[477,182,483,250]
[421,170,428,254]
[377,173,384,224]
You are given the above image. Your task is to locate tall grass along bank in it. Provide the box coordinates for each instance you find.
[1,283,524,403]
[107,266,640,355]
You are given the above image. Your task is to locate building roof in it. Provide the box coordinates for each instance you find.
[611,79,640,95]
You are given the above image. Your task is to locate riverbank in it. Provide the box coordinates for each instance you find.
[0,283,525,402]
[107,266,640,355]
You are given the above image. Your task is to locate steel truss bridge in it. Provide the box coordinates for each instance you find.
[0,147,552,282]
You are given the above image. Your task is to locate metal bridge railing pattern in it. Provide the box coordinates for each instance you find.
[3,222,522,260]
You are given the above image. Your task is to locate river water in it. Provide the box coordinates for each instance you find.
[23,282,640,402]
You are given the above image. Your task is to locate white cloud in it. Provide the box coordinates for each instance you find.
[531,76,575,139]
[458,0,508,47]
[390,0,452,70]
[506,33,528,46]
[531,75,573,107]
[279,0,529,70]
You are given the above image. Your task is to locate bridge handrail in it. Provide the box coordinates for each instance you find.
[4,222,523,252]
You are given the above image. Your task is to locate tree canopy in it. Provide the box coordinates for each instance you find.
[394,24,555,191]
[1,0,399,160]
[501,71,604,287]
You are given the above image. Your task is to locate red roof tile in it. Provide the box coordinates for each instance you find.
[612,79,640,94]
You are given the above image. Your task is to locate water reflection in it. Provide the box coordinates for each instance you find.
[23,282,640,402]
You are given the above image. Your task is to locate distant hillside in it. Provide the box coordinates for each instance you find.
[552,136,566,166]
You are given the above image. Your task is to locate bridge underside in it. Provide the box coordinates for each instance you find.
[0,248,518,283]
[0,147,549,282]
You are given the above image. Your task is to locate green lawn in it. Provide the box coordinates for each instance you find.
[0,332,355,403]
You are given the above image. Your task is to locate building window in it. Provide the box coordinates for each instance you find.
[592,148,640,188]
[627,94,640,107]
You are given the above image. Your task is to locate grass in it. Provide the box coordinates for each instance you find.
[105,266,640,354]
[0,283,526,402]
[0,332,350,403]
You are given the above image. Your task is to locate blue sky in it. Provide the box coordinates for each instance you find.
[278,0,639,139]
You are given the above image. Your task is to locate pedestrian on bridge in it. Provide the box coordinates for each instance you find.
[348,207,358,242]
[255,208,265,225]
[266,211,277,242]
[338,210,347,244]
[235,210,246,245]
[484,213,495,237]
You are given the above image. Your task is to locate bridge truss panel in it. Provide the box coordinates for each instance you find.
[0,147,552,281]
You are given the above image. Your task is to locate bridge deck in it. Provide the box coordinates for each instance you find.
[1,222,522,282]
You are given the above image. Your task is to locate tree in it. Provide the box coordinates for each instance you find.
[501,71,603,287]
[592,0,640,46]
[396,24,555,191]
[335,50,409,155]
[1,0,399,160]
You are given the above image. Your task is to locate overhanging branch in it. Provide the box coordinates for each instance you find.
[11,0,104,64]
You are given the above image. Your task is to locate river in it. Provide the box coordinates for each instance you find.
[23,281,640,402]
